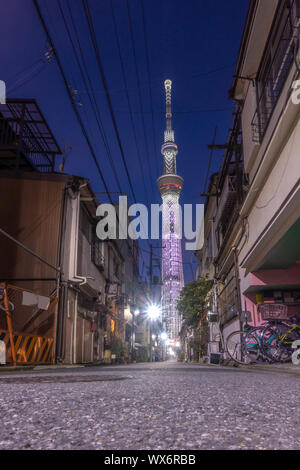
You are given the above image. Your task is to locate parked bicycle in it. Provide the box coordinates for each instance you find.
[261,316,300,363]
[225,304,300,365]
[225,312,266,365]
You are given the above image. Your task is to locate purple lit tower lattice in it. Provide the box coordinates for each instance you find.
[157,80,184,341]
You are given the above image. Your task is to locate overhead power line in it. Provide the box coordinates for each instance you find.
[32,0,113,203]
[140,0,160,180]
[110,0,151,208]
[7,46,53,95]
[71,63,236,96]
[81,0,154,269]
[58,0,123,193]
[125,0,155,202]
[33,0,160,281]
[82,0,138,206]
[106,106,233,115]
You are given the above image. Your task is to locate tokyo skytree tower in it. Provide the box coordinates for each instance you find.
[157,80,184,340]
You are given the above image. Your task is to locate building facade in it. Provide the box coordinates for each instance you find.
[232,0,300,330]
[0,98,140,365]
[196,0,300,359]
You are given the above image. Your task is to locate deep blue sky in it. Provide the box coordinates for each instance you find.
[0,0,249,283]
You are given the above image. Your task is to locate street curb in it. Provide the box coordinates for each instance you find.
[0,365,34,372]
[184,361,300,377]
[219,362,300,377]
[0,364,85,373]
[237,365,300,377]
[0,361,127,373]
[33,365,85,370]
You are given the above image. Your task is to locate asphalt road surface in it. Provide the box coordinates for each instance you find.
[0,362,299,450]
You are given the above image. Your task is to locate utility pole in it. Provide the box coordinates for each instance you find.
[149,243,153,296]
[149,243,153,362]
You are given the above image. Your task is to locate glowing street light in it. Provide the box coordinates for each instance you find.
[160,331,168,341]
[147,304,160,362]
[147,304,160,321]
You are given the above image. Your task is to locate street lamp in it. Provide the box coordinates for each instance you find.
[168,347,175,357]
[131,308,140,362]
[147,304,160,320]
[147,304,160,362]
[160,331,169,361]
[160,331,168,341]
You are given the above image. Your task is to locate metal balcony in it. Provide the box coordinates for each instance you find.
[0,99,61,172]
[215,175,238,230]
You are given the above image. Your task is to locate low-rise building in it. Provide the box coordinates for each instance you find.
[231,0,300,328]
[197,0,300,361]
[0,98,140,365]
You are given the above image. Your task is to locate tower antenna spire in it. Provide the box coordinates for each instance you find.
[164,79,172,131]
[164,80,174,144]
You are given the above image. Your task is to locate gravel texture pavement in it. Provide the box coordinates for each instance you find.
[0,361,299,450]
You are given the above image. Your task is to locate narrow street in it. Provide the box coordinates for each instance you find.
[0,362,299,450]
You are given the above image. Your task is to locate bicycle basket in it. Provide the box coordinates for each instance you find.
[259,303,289,320]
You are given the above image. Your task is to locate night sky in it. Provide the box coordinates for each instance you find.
[0,0,249,283]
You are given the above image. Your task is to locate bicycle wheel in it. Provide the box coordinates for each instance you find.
[281,325,300,347]
[244,327,269,363]
[261,323,292,363]
[226,330,260,365]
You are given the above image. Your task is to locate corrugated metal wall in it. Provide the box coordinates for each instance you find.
[0,175,65,337]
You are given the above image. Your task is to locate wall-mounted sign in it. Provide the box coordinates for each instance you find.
[259,303,289,320]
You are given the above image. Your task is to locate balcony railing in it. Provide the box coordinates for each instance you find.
[252,1,300,142]
[215,175,238,229]
[217,274,239,325]
[91,239,105,271]
[0,99,61,172]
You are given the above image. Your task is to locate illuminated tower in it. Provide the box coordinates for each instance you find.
[157,80,184,340]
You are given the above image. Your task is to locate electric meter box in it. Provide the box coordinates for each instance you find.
[207,313,218,323]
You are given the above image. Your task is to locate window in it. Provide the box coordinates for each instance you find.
[92,237,105,270]
[79,206,92,243]
[218,265,239,324]
[253,0,300,141]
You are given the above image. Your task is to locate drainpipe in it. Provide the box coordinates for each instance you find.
[73,291,78,364]
[68,189,88,286]
[233,246,243,332]
[57,187,87,363]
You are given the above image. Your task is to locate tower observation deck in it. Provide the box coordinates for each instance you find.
[157,80,184,341]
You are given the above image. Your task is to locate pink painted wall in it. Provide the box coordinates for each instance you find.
[251,263,300,286]
[243,263,300,325]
